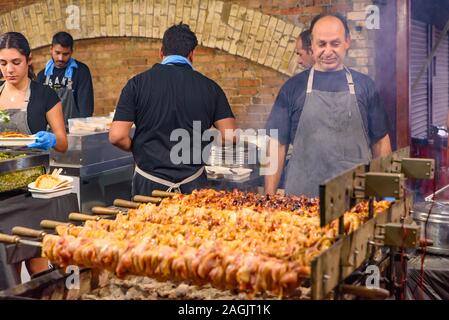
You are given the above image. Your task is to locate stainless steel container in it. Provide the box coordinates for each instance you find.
[50,132,134,211]
[413,201,449,256]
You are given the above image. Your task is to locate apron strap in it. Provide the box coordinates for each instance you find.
[344,66,355,95]
[135,165,205,193]
[306,68,314,94]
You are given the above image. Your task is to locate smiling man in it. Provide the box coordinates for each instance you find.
[264,13,392,197]
[37,32,94,121]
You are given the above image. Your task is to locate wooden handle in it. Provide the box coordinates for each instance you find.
[91,206,120,215]
[152,190,178,198]
[0,233,20,244]
[68,213,100,221]
[113,199,140,209]
[12,227,46,238]
[133,195,162,204]
[40,220,71,229]
[341,285,390,300]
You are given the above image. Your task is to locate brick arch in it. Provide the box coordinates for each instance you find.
[0,0,302,76]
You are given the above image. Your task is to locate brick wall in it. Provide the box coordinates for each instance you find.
[1,0,376,129]
[0,0,41,15]
[32,37,288,129]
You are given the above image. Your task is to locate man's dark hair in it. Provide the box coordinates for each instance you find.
[299,29,312,52]
[52,31,74,50]
[310,13,351,39]
[162,23,198,57]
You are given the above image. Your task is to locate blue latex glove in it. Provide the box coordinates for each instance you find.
[27,131,56,150]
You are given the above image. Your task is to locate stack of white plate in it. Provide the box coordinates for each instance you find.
[28,175,73,199]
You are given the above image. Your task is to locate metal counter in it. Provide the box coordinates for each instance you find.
[50,132,134,211]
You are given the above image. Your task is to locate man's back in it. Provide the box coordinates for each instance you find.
[114,63,233,181]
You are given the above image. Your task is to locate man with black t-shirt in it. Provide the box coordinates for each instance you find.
[37,32,94,121]
[265,13,392,197]
[109,23,236,196]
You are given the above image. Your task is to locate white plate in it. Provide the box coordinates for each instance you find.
[31,188,73,199]
[205,166,253,176]
[0,136,36,147]
[28,175,73,192]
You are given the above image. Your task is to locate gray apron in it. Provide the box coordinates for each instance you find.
[0,82,32,134]
[45,76,79,126]
[285,67,372,197]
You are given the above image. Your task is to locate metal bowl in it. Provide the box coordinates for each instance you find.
[413,201,449,256]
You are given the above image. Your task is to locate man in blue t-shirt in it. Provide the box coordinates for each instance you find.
[265,13,392,197]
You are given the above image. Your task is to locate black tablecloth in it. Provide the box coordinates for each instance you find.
[406,254,449,300]
[0,191,79,290]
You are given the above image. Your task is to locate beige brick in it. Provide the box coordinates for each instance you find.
[209,11,221,48]
[353,3,368,11]
[146,0,153,38]
[292,26,301,39]
[190,0,199,22]
[347,11,366,21]
[80,0,89,38]
[53,0,63,22]
[125,0,132,26]
[167,4,176,27]
[243,33,255,59]
[159,1,169,38]
[132,14,139,36]
[229,3,238,17]
[153,0,160,38]
[21,8,32,40]
[100,0,107,26]
[183,1,191,24]
[119,1,126,36]
[249,10,261,35]
[138,0,146,37]
[282,38,296,63]
[0,15,7,33]
[214,1,224,14]
[215,23,226,49]
[112,0,119,25]
[175,0,184,23]
[260,13,270,27]
[199,0,208,10]
[348,48,369,58]
[264,55,274,67]
[196,8,206,43]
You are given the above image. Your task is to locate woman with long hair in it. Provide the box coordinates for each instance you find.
[0,32,67,278]
[0,32,67,152]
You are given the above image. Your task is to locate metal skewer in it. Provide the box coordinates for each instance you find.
[0,233,42,247]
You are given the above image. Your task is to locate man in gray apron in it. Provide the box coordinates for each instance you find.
[37,32,94,124]
[265,13,391,197]
[44,72,78,126]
